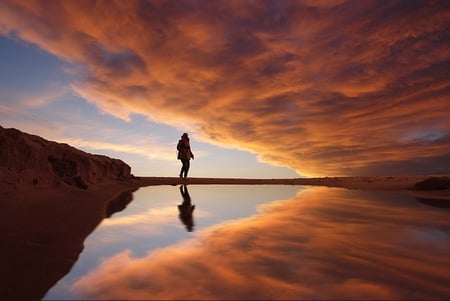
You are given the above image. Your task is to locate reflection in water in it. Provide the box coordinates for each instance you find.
[105,189,136,218]
[416,197,450,209]
[72,188,450,300]
[178,185,195,232]
[0,190,135,301]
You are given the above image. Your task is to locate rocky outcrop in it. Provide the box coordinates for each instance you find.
[413,176,450,190]
[0,126,132,194]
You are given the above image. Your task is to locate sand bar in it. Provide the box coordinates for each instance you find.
[134,175,450,199]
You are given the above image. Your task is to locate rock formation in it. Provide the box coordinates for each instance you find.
[0,125,132,194]
[413,176,450,190]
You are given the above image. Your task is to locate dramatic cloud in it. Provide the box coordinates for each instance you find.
[71,188,450,299]
[1,0,449,175]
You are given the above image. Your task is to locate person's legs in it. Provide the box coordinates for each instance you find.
[181,159,190,178]
[179,159,186,178]
[184,160,190,178]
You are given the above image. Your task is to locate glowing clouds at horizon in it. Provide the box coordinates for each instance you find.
[71,188,450,299]
[0,0,449,176]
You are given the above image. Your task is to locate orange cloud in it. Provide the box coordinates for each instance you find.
[0,0,449,176]
[71,188,450,299]
[60,138,175,161]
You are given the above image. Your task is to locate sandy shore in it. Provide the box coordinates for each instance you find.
[133,175,450,199]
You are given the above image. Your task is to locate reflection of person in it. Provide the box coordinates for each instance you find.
[177,133,194,178]
[178,184,195,232]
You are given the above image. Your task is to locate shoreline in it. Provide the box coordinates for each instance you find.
[132,175,450,199]
[134,175,434,188]
[5,175,450,202]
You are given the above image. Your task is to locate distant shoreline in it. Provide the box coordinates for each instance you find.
[133,175,450,199]
[5,175,450,203]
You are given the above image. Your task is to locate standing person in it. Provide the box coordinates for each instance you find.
[177,133,194,178]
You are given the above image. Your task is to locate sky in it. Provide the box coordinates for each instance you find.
[0,0,449,177]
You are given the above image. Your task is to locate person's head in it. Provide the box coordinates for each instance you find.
[182,133,189,139]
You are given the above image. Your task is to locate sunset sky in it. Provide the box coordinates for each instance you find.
[1,0,449,177]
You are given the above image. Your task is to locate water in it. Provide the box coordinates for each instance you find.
[43,185,301,299]
[28,186,450,299]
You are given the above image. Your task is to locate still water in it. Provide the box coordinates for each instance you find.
[44,185,450,300]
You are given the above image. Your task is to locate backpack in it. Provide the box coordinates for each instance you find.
[177,140,183,160]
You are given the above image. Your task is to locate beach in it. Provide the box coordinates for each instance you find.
[134,175,450,199]
[7,174,450,204]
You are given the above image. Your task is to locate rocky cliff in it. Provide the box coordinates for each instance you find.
[0,126,132,194]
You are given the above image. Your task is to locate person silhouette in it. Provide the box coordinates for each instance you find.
[178,184,195,232]
[177,133,194,178]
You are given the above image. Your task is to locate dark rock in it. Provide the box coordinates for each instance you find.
[73,175,89,190]
[0,125,132,193]
[413,177,450,190]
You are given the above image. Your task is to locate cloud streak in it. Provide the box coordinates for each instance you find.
[71,188,450,299]
[60,137,175,161]
[0,0,449,175]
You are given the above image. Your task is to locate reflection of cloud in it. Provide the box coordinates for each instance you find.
[102,206,176,227]
[101,205,210,228]
[1,1,449,175]
[72,188,450,300]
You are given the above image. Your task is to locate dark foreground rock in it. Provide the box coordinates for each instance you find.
[0,125,132,194]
